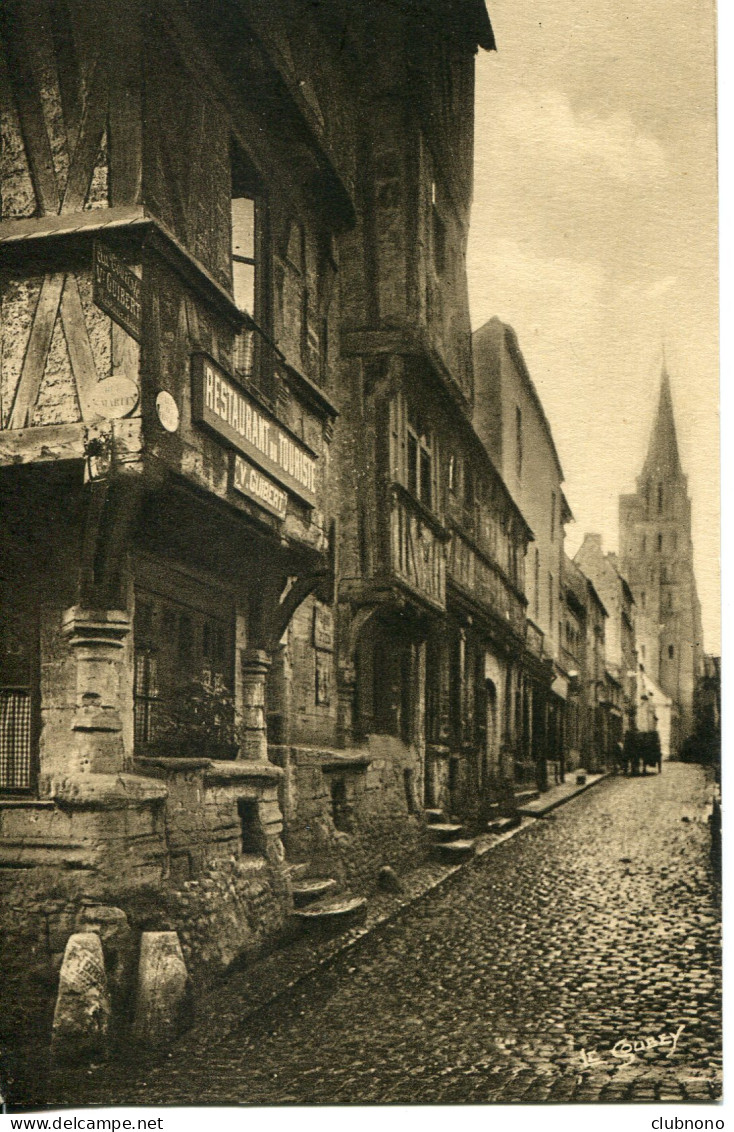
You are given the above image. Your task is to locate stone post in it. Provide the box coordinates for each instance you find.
[239,648,271,761]
[62,607,131,775]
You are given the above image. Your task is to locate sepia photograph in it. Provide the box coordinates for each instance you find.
[0,0,722,1115]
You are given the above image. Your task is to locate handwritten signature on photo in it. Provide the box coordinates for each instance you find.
[579,1024,685,1068]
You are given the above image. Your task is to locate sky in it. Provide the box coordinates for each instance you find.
[467,0,720,653]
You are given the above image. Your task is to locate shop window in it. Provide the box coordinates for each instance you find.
[371,633,414,742]
[133,585,234,753]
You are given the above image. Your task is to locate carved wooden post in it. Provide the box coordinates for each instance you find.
[62,607,130,775]
[239,648,271,762]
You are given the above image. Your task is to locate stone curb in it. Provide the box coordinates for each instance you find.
[517,772,610,818]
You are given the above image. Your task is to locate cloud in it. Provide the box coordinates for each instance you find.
[484,88,668,188]
[468,237,606,336]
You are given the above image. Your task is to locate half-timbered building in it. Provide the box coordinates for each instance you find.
[0,0,517,1073]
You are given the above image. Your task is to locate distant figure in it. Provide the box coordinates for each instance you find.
[614,741,625,775]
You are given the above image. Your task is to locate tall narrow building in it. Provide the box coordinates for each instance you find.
[619,366,704,749]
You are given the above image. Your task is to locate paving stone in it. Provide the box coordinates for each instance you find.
[45,764,720,1107]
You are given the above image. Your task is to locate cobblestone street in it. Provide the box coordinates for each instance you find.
[52,764,720,1108]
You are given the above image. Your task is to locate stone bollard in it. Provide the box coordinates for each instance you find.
[51,933,112,1064]
[377,865,404,894]
[132,932,193,1048]
[76,904,135,1022]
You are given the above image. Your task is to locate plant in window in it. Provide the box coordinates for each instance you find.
[143,676,244,761]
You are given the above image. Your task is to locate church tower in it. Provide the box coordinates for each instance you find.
[619,365,703,750]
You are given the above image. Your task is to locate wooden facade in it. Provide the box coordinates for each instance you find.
[0,0,599,1081]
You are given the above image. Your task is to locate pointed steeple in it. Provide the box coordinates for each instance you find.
[640,363,683,483]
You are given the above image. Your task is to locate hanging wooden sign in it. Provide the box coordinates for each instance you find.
[233,454,288,520]
[191,352,317,507]
[93,242,142,341]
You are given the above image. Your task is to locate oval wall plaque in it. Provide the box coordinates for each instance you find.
[91,376,139,419]
[156,391,180,433]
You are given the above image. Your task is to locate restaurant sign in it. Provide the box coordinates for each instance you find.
[233,455,288,520]
[93,242,142,341]
[191,353,317,507]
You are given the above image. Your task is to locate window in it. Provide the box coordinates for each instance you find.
[657,483,663,514]
[463,462,474,514]
[641,644,646,659]
[515,406,523,480]
[407,412,434,509]
[0,605,36,793]
[432,201,446,275]
[657,532,663,552]
[548,573,554,629]
[668,644,675,659]
[448,454,456,494]
[232,148,273,392]
[672,532,677,552]
[232,195,256,315]
[550,492,556,541]
[133,585,234,749]
[534,549,540,620]
[641,590,646,610]
[642,535,646,554]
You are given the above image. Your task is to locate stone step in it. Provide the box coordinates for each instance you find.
[487,815,522,835]
[434,839,476,863]
[293,896,368,931]
[423,809,445,825]
[291,877,338,907]
[514,789,540,805]
[286,862,311,881]
[427,822,464,842]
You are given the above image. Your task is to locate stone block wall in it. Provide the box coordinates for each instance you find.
[272,734,431,893]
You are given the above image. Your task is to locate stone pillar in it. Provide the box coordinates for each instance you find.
[62,607,131,775]
[239,648,271,761]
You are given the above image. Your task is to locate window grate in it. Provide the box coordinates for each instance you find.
[0,688,32,791]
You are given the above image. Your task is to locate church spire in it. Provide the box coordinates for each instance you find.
[640,362,683,483]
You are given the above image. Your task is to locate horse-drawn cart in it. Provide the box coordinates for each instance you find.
[621,730,662,775]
